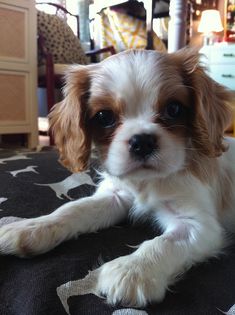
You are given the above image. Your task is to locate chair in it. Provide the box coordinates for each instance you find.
[37,2,116,144]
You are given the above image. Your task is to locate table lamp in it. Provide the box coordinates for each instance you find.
[198,9,223,45]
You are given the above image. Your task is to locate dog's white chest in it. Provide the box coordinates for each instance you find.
[130,181,179,219]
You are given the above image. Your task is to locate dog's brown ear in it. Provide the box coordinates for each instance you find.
[173,48,232,157]
[49,65,93,172]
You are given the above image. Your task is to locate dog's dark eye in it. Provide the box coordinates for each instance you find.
[93,110,116,128]
[165,102,183,119]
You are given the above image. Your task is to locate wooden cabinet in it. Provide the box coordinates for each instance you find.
[0,0,38,148]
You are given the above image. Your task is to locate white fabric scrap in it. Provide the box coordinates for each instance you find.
[112,309,148,315]
[8,165,39,177]
[56,270,99,315]
[227,305,235,315]
[0,155,30,164]
[0,198,7,210]
[35,172,96,199]
[0,198,7,204]
[57,270,149,315]
[219,304,235,315]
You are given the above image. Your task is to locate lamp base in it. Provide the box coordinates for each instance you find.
[203,33,218,46]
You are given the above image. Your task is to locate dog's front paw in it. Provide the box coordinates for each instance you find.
[0,218,65,257]
[96,255,167,307]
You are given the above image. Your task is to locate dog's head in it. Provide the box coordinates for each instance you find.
[49,49,232,180]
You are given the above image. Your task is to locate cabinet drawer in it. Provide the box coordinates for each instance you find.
[200,45,235,65]
[0,71,29,124]
[208,65,235,90]
[0,4,28,63]
[210,47,235,65]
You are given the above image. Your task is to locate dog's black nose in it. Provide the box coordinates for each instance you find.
[129,133,157,160]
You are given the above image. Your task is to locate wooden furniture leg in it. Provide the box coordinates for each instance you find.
[168,0,187,52]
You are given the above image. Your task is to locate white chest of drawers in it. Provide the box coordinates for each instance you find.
[200,43,235,135]
[200,43,235,90]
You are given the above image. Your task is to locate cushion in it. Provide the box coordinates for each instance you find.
[0,148,234,315]
[94,8,166,59]
[37,10,88,66]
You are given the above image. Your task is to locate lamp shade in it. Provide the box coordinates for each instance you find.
[198,10,223,34]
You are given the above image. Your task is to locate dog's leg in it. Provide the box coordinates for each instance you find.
[0,178,132,257]
[96,212,224,307]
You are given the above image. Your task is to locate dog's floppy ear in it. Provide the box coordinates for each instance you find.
[49,65,94,172]
[173,48,232,157]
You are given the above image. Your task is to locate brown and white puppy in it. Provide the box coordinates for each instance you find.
[0,49,235,307]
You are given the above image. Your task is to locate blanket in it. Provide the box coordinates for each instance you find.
[0,148,234,315]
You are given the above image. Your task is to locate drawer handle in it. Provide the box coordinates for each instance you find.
[221,74,233,78]
[223,53,235,57]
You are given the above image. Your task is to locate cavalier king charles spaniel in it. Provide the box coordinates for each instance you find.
[0,48,235,307]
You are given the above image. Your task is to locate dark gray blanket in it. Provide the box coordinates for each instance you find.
[0,148,234,315]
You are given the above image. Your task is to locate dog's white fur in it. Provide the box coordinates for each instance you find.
[0,49,235,307]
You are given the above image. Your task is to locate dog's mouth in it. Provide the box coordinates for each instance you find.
[127,164,156,174]
[141,165,155,170]
[111,163,157,179]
